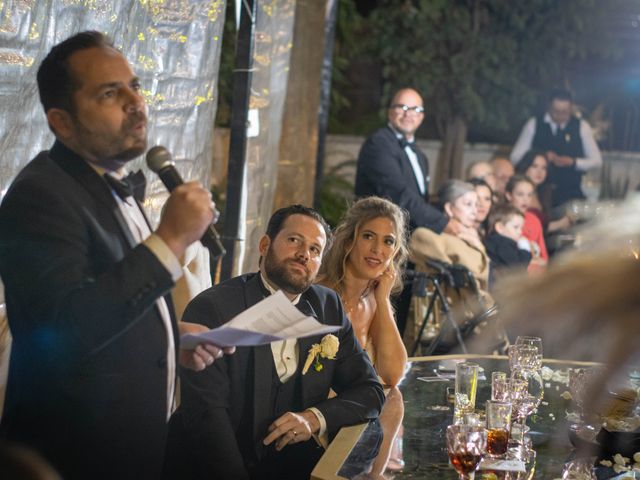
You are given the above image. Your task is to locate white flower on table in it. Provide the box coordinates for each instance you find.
[614,453,630,466]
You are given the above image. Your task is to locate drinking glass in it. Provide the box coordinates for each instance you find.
[511,367,544,417]
[485,400,512,457]
[446,424,487,479]
[515,336,543,369]
[491,371,508,401]
[455,362,479,420]
[509,368,543,461]
[508,344,539,372]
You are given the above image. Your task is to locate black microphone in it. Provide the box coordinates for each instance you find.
[146,146,226,260]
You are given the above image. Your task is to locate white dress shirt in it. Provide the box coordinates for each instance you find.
[97,166,182,420]
[510,113,602,171]
[388,124,427,195]
[259,272,327,437]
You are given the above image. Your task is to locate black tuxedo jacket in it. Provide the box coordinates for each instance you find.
[0,141,178,479]
[166,273,384,479]
[355,126,447,232]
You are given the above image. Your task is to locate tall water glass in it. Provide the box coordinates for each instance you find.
[455,362,479,420]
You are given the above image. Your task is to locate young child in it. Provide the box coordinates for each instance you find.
[505,174,548,272]
[484,204,532,273]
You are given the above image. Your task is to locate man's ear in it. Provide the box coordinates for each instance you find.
[258,235,270,257]
[46,108,74,139]
[494,222,506,236]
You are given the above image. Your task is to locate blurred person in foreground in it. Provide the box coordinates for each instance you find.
[165,205,384,480]
[0,31,229,479]
[317,196,408,477]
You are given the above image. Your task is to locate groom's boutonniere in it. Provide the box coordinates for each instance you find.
[302,334,339,374]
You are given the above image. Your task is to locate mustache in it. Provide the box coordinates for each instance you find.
[123,111,146,130]
[289,258,309,271]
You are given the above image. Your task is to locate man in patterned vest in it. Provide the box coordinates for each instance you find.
[510,88,602,207]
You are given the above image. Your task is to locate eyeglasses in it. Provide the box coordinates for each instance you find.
[390,104,425,114]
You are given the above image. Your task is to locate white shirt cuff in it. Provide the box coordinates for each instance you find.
[143,234,183,282]
[307,407,327,437]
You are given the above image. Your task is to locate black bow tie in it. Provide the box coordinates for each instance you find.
[104,170,146,202]
[400,138,416,152]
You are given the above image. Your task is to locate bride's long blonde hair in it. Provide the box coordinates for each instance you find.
[318,197,408,296]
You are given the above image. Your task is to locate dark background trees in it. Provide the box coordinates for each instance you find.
[330,0,640,184]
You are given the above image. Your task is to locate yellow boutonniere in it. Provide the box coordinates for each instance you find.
[302,334,339,375]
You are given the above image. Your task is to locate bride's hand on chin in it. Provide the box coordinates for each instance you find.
[373,265,395,302]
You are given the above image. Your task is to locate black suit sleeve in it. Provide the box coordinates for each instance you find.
[173,290,249,479]
[0,175,174,362]
[356,132,448,233]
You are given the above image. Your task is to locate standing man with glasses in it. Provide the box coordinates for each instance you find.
[356,88,461,235]
[355,88,463,336]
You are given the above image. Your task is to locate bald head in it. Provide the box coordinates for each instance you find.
[490,157,515,194]
[388,88,425,139]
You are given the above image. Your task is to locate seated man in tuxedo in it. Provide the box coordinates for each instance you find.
[165,205,385,480]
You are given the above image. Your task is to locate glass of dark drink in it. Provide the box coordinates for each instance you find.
[446,425,486,479]
[485,400,512,457]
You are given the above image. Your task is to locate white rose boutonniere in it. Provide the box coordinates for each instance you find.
[302,334,339,374]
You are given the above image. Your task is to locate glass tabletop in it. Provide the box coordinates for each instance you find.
[313,354,605,479]
[389,356,575,479]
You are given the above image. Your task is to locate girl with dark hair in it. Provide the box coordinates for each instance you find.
[515,150,572,234]
[505,175,548,272]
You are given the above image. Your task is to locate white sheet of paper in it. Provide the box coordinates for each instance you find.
[180,290,341,348]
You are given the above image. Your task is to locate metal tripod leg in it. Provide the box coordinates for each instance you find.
[410,276,441,357]
[413,276,468,357]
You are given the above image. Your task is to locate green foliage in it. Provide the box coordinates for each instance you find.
[367,0,622,134]
[317,160,357,228]
[328,0,367,132]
